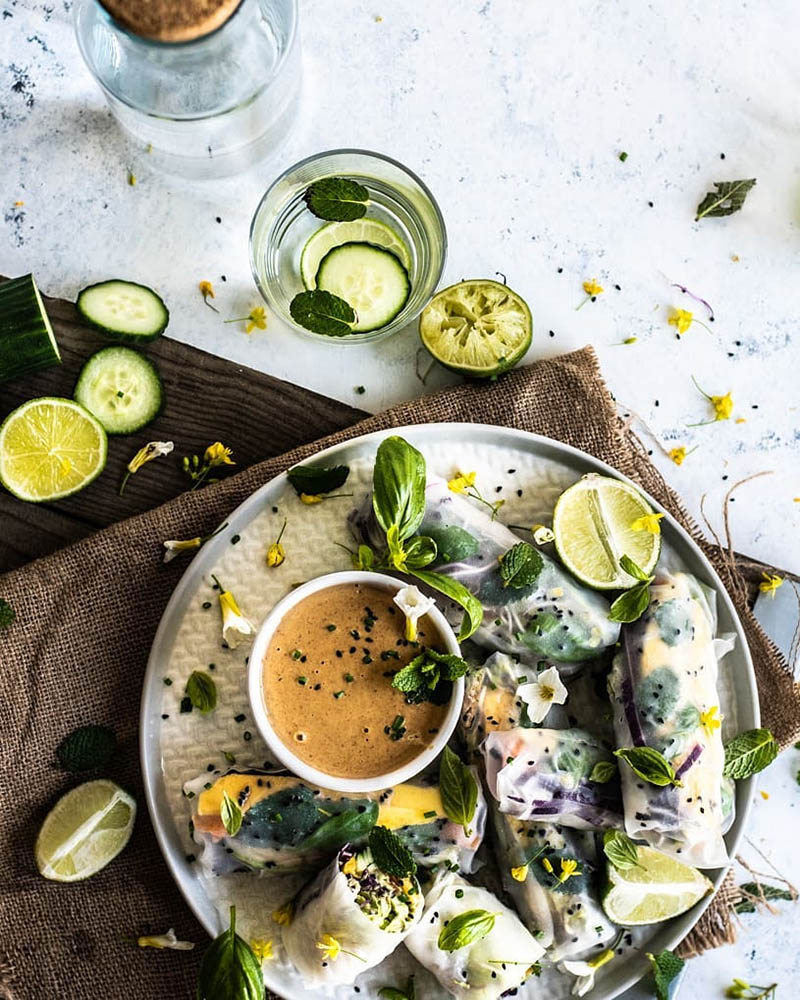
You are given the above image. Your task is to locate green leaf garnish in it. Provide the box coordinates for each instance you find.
[221,790,243,837]
[499,542,543,589]
[290,289,355,336]
[392,648,468,704]
[646,949,685,1000]
[603,829,641,871]
[722,728,778,779]
[619,553,652,582]
[439,746,478,837]
[354,543,375,571]
[287,463,350,496]
[403,535,438,570]
[378,976,415,1000]
[614,746,682,787]
[608,582,652,623]
[300,801,378,851]
[304,176,369,221]
[369,825,417,878]
[437,909,496,952]
[0,598,15,629]
[409,568,483,640]
[589,760,618,784]
[186,670,217,714]
[372,436,427,543]
[695,178,756,221]
[196,906,263,1000]
[734,881,795,914]
[56,724,117,773]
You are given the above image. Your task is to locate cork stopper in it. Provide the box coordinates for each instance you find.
[100,0,243,42]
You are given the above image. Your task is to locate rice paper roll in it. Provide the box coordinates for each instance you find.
[608,571,733,868]
[489,806,617,961]
[282,843,423,986]
[349,477,619,669]
[483,728,623,830]
[184,770,486,876]
[404,869,545,1000]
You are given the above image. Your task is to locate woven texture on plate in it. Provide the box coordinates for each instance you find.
[0,346,796,1000]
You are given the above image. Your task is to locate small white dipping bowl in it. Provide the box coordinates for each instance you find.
[247,570,464,794]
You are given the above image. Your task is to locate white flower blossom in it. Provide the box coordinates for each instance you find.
[162,537,202,563]
[560,945,617,996]
[213,576,256,648]
[516,666,568,724]
[393,584,436,642]
[137,928,194,951]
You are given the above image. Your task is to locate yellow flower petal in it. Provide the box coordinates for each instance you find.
[245,306,267,333]
[198,280,215,299]
[758,573,783,597]
[711,391,734,421]
[668,308,694,335]
[204,441,235,466]
[668,446,687,466]
[558,858,581,883]
[316,933,341,962]
[511,864,529,882]
[630,512,665,534]
[300,493,324,504]
[700,705,722,737]
[583,278,604,296]
[541,857,554,875]
[267,542,285,567]
[250,938,273,963]
[272,901,294,925]
[760,790,770,800]
[448,471,476,494]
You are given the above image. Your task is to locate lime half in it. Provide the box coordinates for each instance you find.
[602,844,713,925]
[35,779,136,882]
[0,396,107,502]
[300,219,411,289]
[552,474,662,589]
[419,279,532,377]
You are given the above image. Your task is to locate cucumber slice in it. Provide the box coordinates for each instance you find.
[315,242,411,332]
[74,346,163,435]
[76,280,169,342]
[0,273,61,383]
[300,220,411,289]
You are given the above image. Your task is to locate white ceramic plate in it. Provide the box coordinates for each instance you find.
[141,423,758,1000]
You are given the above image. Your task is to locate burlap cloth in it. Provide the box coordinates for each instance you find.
[1,347,797,999]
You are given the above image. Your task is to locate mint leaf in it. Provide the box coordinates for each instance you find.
[0,598,15,629]
[723,728,778,779]
[56,725,117,772]
[410,568,483,641]
[287,463,349,496]
[589,760,617,784]
[304,176,369,221]
[439,746,478,836]
[603,829,641,871]
[499,542,543,589]
[290,289,355,336]
[695,179,756,221]
[300,801,378,851]
[221,790,243,837]
[615,746,681,786]
[437,909,496,952]
[392,649,468,704]
[608,581,652,623]
[647,949,684,1000]
[734,882,795,914]
[369,825,417,877]
[186,671,217,714]
[619,554,652,583]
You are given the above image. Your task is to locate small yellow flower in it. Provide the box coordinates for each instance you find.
[448,471,477,494]
[700,705,722,737]
[300,493,324,504]
[541,857,554,875]
[631,512,665,534]
[668,445,698,466]
[128,170,137,186]
[760,790,770,800]
[691,378,734,425]
[511,864,529,882]
[121,440,174,494]
[583,278,604,297]
[558,858,581,883]
[13,200,24,206]
[250,938,273,963]
[668,308,694,335]
[758,573,784,598]
[266,520,287,568]
[317,933,341,962]
[245,306,267,333]
[204,442,235,467]
[342,856,358,876]
[272,901,294,925]
[136,928,194,950]
[198,280,219,313]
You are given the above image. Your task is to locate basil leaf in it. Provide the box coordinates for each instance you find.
[695,178,756,221]
[56,725,117,773]
[300,801,378,851]
[440,746,478,837]
[290,289,355,337]
[589,760,617,784]
[734,882,795,914]
[354,544,374,571]
[304,176,369,221]
[409,568,483,641]
[0,598,15,629]
[603,829,641,871]
[403,535,438,570]
[608,581,652,623]
[647,950,685,1000]
[619,553,652,583]
[197,906,264,1000]
[437,909,496,952]
[614,746,681,786]
[287,463,350,496]
[372,436,427,542]
[369,825,417,877]
[186,671,217,714]
[499,542,543,589]
[722,728,778,779]
[221,790,243,837]
[378,978,415,1000]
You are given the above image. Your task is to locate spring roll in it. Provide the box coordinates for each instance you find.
[608,571,733,868]
[404,869,544,999]
[184,770,486,876]
[282,843,423,986]
[350,477,619,668]
[490,806,617,961]
[482,728,623,830]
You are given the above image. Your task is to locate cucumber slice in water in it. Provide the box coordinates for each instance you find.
[316,242,411,332]
[74,346,163,435]
[76,280,168,342]
[0,273,61,383]
[300,220,412,289]
[419,279,532,377]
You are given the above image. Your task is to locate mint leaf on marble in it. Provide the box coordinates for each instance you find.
[695,179,756,221]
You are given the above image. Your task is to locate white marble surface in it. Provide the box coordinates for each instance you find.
[2,0,799,996]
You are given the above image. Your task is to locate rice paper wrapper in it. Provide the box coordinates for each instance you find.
[608,571,734,868]
[483,727,623,830]
[404,869,545,1000]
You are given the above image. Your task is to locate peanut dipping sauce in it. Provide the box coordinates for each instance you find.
[262,583,450,779]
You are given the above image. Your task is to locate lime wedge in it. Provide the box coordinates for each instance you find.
[552,474,662,589]
[35,779,136,882]
[419,279,532,377]
[300,219,411,289]
[602,844,713,925]
[0,396,107,502]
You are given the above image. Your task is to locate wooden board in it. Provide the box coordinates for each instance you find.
[0,285,367,572]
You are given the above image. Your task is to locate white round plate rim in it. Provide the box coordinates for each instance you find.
[140,421,759,1000]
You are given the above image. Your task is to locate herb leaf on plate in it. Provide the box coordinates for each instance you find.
[614,746,681,787]
[196,905,263,1000]
[186,670,217,714]
[372,436,427,544]
[378,976,416,1000]
[287,463,350,497]
[603,829,641,871]
[56,724,117,772]
[290,289,355,336]
[221,790,243,837]
[300,801,379,851]
[369,825,417,877]
[439,745,479,836]
[695,178,756,221]
[722,728,778,779]
[408,568,483,641]
[392,648,468,704]
[646,949,685,1000]
[304,177,370,222]
[589,760,618,784]
[499,542,543,589]
[437,909,496,952]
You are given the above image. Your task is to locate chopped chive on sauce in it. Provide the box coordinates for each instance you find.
[297,676,307,685]
[455,888,464,898]
[291,649,303,660]
[344,673,354,683]
[619,151,628,162]
[424,810,437,818]
[163,677,172,686]
[388,714,406,741]
[333,690,345,699]
[223,750,236,764]
[325,624,337,631]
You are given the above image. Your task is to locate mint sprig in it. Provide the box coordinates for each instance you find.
[722,728,778,779]
[287,463,350,496]
[392,648,469,704]
[608,554,654,623]
[290,289,355,337]
[439,746,478,837]
[56,724,117,772]
[695,179,756,221]
[499,542,543,589]
[615,746,681,787]
[603,829,641,871]
[304,177,369,221]
[369,825,417,878]
[647,949,685,1000]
